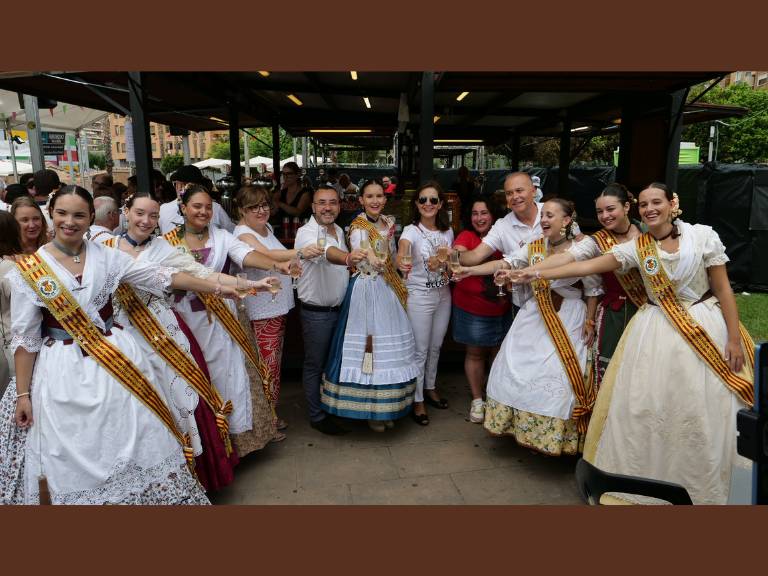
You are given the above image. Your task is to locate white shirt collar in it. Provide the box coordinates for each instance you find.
[506,202,543,228]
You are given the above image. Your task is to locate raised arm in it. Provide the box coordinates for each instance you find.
[458,242,494,266]
[237,231,324,262]
[518,253,621,283]
[708,264,745,373]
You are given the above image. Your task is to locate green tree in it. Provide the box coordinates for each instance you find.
[209,128,295,162]
[683,83,768,163]
[88,151,106,170]
[161,153,184,175]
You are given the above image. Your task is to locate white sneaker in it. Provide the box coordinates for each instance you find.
[469,399,485,423]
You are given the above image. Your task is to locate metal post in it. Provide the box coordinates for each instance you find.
[22,94,44,172]
[182,134,191,165]
[272,123,280,187]
[558,117,571,197]
[5,118,20,181]
[665,89,686,189]
[243,130,250,180]
[419,71,434,184]
[78,130,88,186]
[707,124,715,162]
[65,132,75,183]
[127,72,154,194]
[302,137,308,169]
[228,105,241,186]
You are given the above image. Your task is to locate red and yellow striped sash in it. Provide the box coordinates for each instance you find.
[529,238,595,433]
[163,227,275,410]
[16,253,196,471]
[349,215,408,309]
[635,233,754,406]
[592,229,648,309]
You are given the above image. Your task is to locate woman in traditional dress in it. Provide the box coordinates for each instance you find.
[520,183,646,392]
[322,179,418,432]
[232,184,323,433]
[514,183,755,504]
[169,184,287,457]
[457,198,602,456]
[106,191,275,491]
[3,185,242,504]
[397,182,454,426]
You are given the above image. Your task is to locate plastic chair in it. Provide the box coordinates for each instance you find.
[575,458,693,505]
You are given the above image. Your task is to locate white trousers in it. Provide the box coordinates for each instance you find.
[406,287,451,402]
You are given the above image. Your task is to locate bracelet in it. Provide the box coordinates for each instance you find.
[345,252,352,267]
[214,282,223,297]
[297,249,304,261]
[16,392,30,399]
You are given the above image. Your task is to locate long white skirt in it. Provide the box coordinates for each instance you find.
[11,328,208,504]
[584,297,753,505]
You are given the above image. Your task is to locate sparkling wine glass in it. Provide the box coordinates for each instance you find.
[268,266,281,304]
[493,269,507,297]
[449,249,461,281]
[235,272,248,311]
[316,226,327,250]
[436,243,449,272]
[288,256,301,289]
[400,243,412,280]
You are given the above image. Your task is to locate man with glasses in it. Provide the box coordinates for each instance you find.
[459,172,543,266]
[294,185,366,435]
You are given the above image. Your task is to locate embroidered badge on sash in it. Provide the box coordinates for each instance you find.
[530,252,545,266]
[642,255,659,276]
[36,276,61,299]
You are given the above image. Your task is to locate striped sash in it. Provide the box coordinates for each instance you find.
[164,227,275,410]
[592,229,648,309]
[529,238,594,433]
[635,233,754,406]
[104,237,234,455]
[349,215,408,309]
[16,253,196,472]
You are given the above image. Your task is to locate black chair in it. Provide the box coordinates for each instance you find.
[575,458,693,505]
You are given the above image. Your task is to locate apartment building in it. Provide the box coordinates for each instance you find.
[721,71,768,90]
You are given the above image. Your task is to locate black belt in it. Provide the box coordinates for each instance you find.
[300,302,341,313]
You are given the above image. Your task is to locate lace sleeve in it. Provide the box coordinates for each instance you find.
[582,273,604,297]
[160,247,214,279]
[609,240,638,274]
[10,276,44,355]
[122,259,176,296]
[698,225,730,268]
[569,236,600,261]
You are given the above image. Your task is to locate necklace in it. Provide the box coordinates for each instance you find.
[52,239,84,264]
[186,225,208,241]
[613,221,632,236]
[549,235,568,248]
[652,225,675,242]
[123,233,152,252]
[365,213,380,224]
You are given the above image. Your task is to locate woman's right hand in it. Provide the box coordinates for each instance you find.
[426,255,441,273]
[451,266,473,282]
[300,245,324,260]
[15,396,33,429]
[511,267,537,284]
[397,258,413,276]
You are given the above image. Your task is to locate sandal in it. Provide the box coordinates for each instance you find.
[276,418,288,431]
[412,412,430,426]
[270,431,287,443]
[424,394,449,410]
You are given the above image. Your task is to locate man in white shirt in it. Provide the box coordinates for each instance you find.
[460,172,543,265]
[294,185,366,435]
[86,196,119,243]
[158,165,235,234]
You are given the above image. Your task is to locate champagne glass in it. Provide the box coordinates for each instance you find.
[288,256,301,289]
[508,261,523,296]
[400,243,412,280]
[235,272,248,311]
[268,266,281,304]
[436,243,449,271]
[493,269,507,297]
[316,226,327,250]
[449,249,461,281]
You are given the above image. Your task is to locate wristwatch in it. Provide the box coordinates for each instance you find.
[297,249,305,260]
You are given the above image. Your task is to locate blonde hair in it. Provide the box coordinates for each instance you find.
[234,184,271,221]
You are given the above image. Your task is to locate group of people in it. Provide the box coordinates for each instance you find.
[0,163,756,505]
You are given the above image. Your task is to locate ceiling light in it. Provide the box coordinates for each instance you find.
[612,118,622,125]
[433,116,440,123]
[287,94,303,106]
[258,71,270,77]
[434,139,482,143]
[350,71,358,80]
[208,116,227,124]
[456,92,469,102]
[570,126,590,132]
[363,97,371,109]
[309,129,372,133]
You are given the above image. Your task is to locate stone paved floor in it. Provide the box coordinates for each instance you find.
[209,370,583,505]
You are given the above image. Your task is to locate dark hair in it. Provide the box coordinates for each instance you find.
[11,196,49,248]
[19,173,34,188]
[4,183,30,205]
[412,181,450,231]
[596,182,637,220]
[49,185,96,224]
[359,178,384,197]
[463,198,500,232]
[0,211,22,257]
[159,180,177,203]
[313,184,341,201]
[92,173,114,187]
[544,197,577,239]
[125,190,159,210]
[178,183,212,219]
[281,161,300,176]
[235,184,271,220]
[639,181,681,238]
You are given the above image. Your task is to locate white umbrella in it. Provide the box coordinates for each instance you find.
[193,158,231,170]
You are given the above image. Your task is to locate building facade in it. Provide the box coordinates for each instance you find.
[721,71,768,90]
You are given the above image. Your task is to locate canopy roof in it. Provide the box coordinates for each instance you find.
[0,88,107,131]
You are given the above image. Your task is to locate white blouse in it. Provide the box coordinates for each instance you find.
[400,223,454,292]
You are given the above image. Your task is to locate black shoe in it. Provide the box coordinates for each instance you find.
[310,417,349,436]
[424,394,449,410]
[412,412,430,426]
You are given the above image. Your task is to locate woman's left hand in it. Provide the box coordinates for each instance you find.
[276,261,292,275]
[724,339,745,373]
[247,278,277,294]
[582,321,595,347]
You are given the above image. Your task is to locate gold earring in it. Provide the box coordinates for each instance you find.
[560,225,567,236]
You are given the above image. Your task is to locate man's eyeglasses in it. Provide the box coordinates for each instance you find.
[418,196,439,205]
[280,171,296,177]
[245,203,271,213]
[314,200,339,207]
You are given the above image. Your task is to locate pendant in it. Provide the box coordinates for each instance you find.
[134,246,141,252]
[73,256,81,264]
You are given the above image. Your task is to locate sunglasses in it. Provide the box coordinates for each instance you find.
[418,196,439,205]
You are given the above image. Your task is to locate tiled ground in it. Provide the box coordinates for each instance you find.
[209,370,583,505]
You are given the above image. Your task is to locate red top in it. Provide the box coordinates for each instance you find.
[383,184,397,195]
[452,230,511,317]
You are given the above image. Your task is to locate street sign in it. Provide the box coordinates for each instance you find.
[41,131,66,156]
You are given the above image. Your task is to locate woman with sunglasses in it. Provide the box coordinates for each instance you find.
[272,161,313,236]
[397,182,454,425]
[233,184,324,433]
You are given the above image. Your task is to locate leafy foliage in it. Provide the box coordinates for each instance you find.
[160,153,184,175]
[88,151,106,170]
[209,128,295,162]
